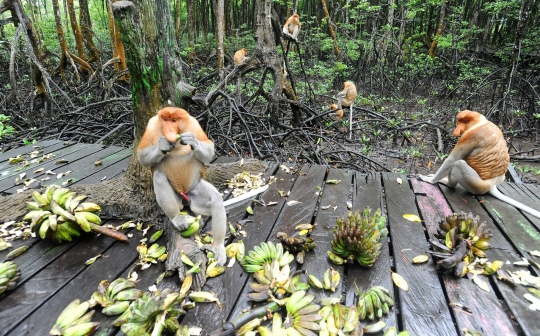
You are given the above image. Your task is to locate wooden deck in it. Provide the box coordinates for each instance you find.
[1,140,540,336]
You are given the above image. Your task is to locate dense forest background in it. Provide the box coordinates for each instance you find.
[0,0,539,181]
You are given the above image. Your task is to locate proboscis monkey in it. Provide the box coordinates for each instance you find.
[330,104,344,120]
[137,107,227,265]
[418,110,540,218]
[283,14,301,39]
[336,81,357,138]
[234,48,249,67]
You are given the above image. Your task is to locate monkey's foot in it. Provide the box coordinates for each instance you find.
[203,243,227,266]
[171,214,193,231]
[418,174,436,184]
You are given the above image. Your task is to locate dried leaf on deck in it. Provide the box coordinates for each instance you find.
[403,214,422,222]
[287,200,302,206]
[412,255,430,264]
[391,271,409,291]
[326,179,341,184]
[472,276,490,292]
[396,177,403,185]
[531,250,540,257]
[85,254,102,265]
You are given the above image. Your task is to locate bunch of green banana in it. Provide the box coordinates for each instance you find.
[248,259,293,301]
[225,240,245,262]
[330,207,387,267]
[50,299,99,336]
[90,278,143,316]
[114,288,183,336]
[434,211,492,256]
[23,185,124,244]
[177,212,201,237]
[0,261,21,294]
[281,290,322,335]
[276,232,317,253]
[137,242,167,269]
[430,211,493,275]
[318,303,361,335]
[357,286,394,320]
[241,241,295,273]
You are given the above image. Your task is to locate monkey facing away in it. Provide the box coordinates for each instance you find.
[234,48,249,67]
[418,110,540,218]
[137,107,227,265]
[335,81,357,138]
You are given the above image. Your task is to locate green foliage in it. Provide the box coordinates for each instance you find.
[0,115,16,140]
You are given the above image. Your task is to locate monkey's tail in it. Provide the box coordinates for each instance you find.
[223,185,270,208]
[489,186,540,219]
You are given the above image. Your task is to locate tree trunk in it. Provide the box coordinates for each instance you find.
[377,0,395,60]
[0,0,47,99]
[429,0,446,57]
[213,0,225,79]
[66,0,86,63]
[79,0,99,62]
[107,0,129,81]
[321,0,340,56]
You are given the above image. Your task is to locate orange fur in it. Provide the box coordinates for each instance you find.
[338,82,357,107]
[452,110,509,180]
[283,14,301,36]
[138,107,211,193]
[330,104,343,119]
[234,48,249,66]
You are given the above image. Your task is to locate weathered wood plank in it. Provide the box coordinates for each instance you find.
[437,184,529,335]
[345,172,398,329]
[498,183,540,233]
[412,180,523,336]
[175,164,279,333]
[302,168,351,301]
[228,164,327,321]
[381,173,455,335]
[74,156,131,185]
[0,144,108,193]
[51,148,132,187]
[5,221,136,336]
[0,140,61,163]
[0,142,77,175]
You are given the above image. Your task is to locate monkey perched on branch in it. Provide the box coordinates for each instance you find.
[418,110,540,218]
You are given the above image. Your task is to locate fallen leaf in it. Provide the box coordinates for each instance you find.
[227,257,236,268]
[396,177,403,185]
[148,285,158,292]
[530,250,540,257]
[392,271,409,291]
[472,276,490,292]
[326,179,341,184]
[85,254,102,265]
[94,160,102,166]
[266,201,277,206]
[403,214,422,222]
[55,159,69,164]
[246,206,253,215]
[347,201,352,210]
[287,200,302,206]
[412,255,430,264]
[321,205,331,210]
[34,168,44,174]
[189,327,202,336]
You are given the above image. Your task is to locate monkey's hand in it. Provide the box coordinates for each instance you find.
[204,243,227,266]
[158,136,175,153]
[171,215,193,231]
[418,174,436,184]
[179,132,198,149]
[180,132,214,164]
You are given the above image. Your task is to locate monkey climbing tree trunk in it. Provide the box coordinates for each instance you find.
[107,0,128,81]
[79,0,99,62]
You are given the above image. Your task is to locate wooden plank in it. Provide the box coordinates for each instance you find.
[0,140,61,163]
[5,221,137,336]
[74,156,131,185]
[412,180,522,336]
[345,173,398,329]
[50,148,131,187]
[227,164,327,321]
[0,144,107,193]
[0,141,77,174]
[381,173,455,335]
[498,183,540,233]
[436,184,529,335]
[302,168,351,301]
